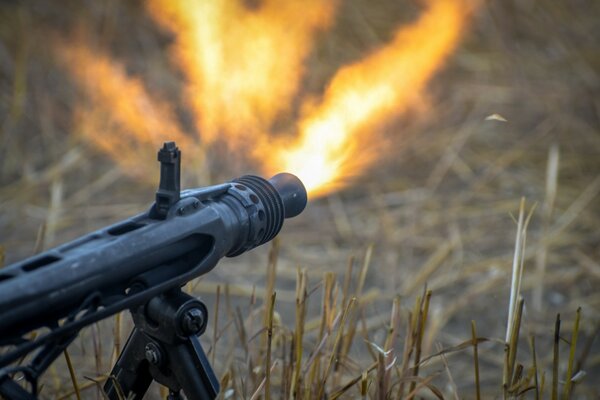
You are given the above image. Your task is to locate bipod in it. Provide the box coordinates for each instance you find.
[104,288,219,399]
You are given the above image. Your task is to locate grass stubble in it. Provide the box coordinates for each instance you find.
[6,199,593,399]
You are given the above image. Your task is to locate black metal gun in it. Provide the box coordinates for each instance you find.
[0,142,307,400]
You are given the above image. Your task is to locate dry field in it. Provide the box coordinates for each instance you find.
[1,0,599,398]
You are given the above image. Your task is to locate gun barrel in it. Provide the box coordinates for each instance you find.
[268,173,308,218]
[0,173,306,338]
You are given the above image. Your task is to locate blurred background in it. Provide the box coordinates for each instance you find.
[1,0,599,398]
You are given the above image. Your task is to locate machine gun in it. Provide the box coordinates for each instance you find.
[0,142,307,400]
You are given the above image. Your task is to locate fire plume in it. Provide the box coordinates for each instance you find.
[264,0,474,196]
[147,0,337,146]
[61,0,475,198]
[59,43,203,180]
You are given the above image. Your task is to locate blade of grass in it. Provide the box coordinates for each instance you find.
[397,309,415,398]
[250,360,279,400]
[403,374,437,400]
[507,198,526,343]
[380,296,401,398]
[63,349,81,400]
[540,371,546,398]
[334,256,355,377]
[437,342,459,400]
[408,289,431,400]
[507,298,525,394]
[91,322,103,399]
[290,269,308,399]
[83,376,111,400]
[509,363,524,391]
[265,292,276,400]
[330,363,377,400]
[308,272,335,394]
[212,285,221,366]
[552,314,561,400]
[316,298,356,399]
[361,370,369,399]
[340,246,373,358]
[111,312,121,368]
[262,239,279,353]
[534,144,559,311]
[471,320,481,400]
[33,222,47,254]
[531,335,540,400]
[56,380,102,400]
[562,307,581,399]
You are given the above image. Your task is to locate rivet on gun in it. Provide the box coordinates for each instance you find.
[182,308,205,336]
[145,342,163,366]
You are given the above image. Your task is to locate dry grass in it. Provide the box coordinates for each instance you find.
[1,0,599,398]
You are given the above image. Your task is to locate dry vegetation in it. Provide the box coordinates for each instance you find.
[1,0,599,399]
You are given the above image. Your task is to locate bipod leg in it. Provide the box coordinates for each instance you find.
[104,289,219,400]
[103,328,153,400]
[158,333,219,399]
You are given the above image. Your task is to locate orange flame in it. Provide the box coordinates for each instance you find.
[61,0,476,198]
[264,0,475,197]
[59,43,203,181]
[147,0,337,147]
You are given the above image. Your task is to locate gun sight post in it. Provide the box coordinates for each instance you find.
[154,141,181,219]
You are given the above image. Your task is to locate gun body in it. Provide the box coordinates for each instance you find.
[0,171,306,338]
[0,143,307,399]
[1,186,224,336]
